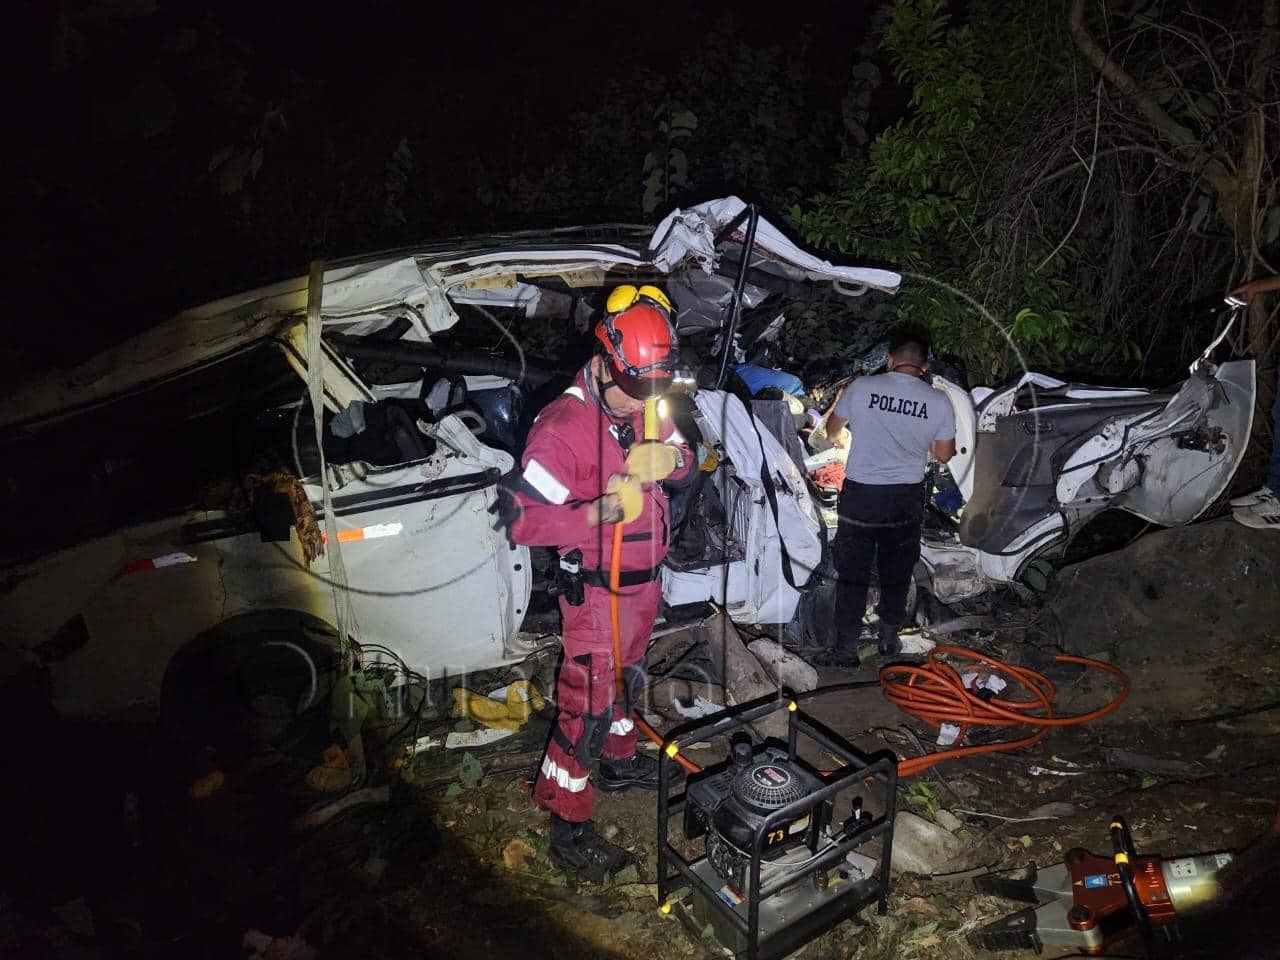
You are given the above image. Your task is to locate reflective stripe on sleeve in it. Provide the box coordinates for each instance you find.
[540,756,590,792]
[609,717,635,736]
[522,458,570,505]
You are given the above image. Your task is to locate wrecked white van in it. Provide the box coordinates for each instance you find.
[0,198,895,719]
[2,194,1253,721]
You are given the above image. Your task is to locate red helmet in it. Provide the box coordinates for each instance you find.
[594,285,678,399]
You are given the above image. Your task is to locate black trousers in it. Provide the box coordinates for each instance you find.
[832,481,923,649]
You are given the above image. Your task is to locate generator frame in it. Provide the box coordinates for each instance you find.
[656,695,898,960]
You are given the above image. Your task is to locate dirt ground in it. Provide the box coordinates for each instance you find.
[3,521,1279,959]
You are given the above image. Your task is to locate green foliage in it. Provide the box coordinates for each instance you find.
[841,63,881,147]
[903,780,941,820]
[328,668,393,742]
[799,0,1105,380]
[642,100,698,215]
[458,751,485,788]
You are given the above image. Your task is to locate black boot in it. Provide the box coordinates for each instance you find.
[810,644,861,668]
[877,620,902,657]
[597,752,663,792]
[548,815,632,883]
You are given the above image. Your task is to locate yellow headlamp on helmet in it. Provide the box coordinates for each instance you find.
[606,283,673,318]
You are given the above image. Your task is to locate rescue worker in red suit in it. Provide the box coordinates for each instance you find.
[509,285,692,881]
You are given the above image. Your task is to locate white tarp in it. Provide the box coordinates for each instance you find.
[649,196,902,293]
[662,390,824,625]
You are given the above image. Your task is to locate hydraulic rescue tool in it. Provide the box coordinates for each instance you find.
[970,815,1233,956]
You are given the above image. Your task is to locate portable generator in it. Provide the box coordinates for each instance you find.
[657,696,898,960]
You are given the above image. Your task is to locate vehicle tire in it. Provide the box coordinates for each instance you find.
[160,611,341,768]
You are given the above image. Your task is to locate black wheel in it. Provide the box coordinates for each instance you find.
[160,611,340,768]
[1110,815,1155,955]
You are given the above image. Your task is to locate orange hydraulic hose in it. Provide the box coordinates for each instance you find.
[609,526,1131,780]
[609,522,702,774]
[881,645,1130,776]
[602,403,1128,781]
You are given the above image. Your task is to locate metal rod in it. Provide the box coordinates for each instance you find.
[658,751,670,902]
[326,334,558,386]
[879,761,898,915]
[714,205,759,390]
[787,703,799,760]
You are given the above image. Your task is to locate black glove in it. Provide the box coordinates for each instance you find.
[488,474,522,549]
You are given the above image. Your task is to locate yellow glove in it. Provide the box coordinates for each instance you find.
[604,473,644,523]
[625,440,679,483]
[697,443,719,473]
[451,680,547,731]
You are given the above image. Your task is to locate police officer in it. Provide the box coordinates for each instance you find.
[509,285,691,882]
[819,330,955,666]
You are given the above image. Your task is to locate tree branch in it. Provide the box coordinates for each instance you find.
[1069,0,1235,197]
[1037,79,1104,273]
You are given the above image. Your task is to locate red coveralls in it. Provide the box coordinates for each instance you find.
[511,368,692,822]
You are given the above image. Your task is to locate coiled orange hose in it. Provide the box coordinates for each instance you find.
[611,525,1130,780]
[606,422,1129,784]
[881,645,1130,776]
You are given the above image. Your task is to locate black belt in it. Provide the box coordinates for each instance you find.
[584,564,663,588]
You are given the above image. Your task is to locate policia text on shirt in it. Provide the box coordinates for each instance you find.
[866,392,932,419]
[817,331,956,667]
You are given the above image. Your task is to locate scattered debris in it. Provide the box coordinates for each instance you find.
[899,631,937,655]
[747,637,818,693]
[891,811,971,875]
[291,784,391,832]
[445,728,515,750]
[647,676,726,721]
[1104,747,1196,775]
[672,696,724,719]
[502,837,537,871]
[409,734,443,755]
[242,929,317,960]
[1029,765,1084,777]
[304,744,353,794]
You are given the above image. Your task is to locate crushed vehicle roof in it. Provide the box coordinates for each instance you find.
[2,197,899,432]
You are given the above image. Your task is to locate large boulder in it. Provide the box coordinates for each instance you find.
[1046,519,1280,661]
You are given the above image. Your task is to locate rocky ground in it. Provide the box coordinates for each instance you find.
[4,520,1279,959]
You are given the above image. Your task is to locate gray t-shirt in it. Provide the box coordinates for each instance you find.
[835,371,956,484]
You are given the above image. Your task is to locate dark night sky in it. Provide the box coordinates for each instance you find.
[10,1,887,368]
